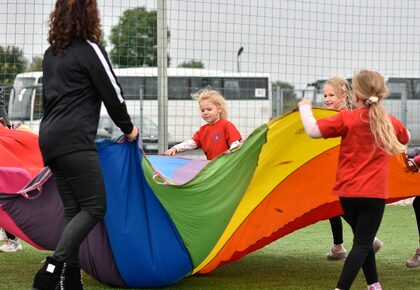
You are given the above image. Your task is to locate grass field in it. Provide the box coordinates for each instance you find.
[0,204,419,290]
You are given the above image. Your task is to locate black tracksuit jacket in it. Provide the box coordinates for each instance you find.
[39,38,133,165]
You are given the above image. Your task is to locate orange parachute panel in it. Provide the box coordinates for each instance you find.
[198,109,420,274]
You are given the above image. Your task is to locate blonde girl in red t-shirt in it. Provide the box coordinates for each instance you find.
[322,77,383,261]
[323,77,352,260]
[299,69,409,290]
[165,88,242,160]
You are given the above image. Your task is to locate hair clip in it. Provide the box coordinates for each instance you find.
[365,96,379,106]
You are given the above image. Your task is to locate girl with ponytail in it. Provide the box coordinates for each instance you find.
[298,69,410,290]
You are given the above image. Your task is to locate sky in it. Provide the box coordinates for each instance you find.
[1,0,420,89]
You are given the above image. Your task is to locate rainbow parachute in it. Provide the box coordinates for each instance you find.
[1,109,420,288]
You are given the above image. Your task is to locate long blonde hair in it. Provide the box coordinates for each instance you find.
[193,88,228,119]
[324,77,352,109]
[352,69,406,155]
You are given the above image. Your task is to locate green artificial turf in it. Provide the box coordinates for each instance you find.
[0,204,418,290]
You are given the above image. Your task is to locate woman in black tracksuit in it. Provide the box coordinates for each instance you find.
[32,1,138,290]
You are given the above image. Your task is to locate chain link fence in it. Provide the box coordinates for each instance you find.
[1,0,420,154]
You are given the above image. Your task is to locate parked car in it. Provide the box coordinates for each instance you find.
[96,115,175,154]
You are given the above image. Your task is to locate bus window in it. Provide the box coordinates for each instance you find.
[224,79,241,100]
[33,86,43,119]
[144,77,158,100]
[387,81,405,99]
[190,77,208,95]
[209,79,222,92]
[238,78,268,100]
[168,77,190,100]
[254,78,269,99]
[198,78,222,92]
[8,87,33,120]
[117,76,144,100]
[413,81,420,100]
[190,78,203,95]
[190,77,223,97]
[223,78,269,100]
[13,77,36,98]
[200,78,211,88]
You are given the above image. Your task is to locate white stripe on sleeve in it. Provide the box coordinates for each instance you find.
[86,40,124,103]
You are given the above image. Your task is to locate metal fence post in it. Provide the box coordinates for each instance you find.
[157,0,168,154]
[401,89,408,126]
[279,88,284,116]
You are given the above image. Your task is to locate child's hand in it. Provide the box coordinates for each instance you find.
[298,99,312,107]
[165,147,177,156]
[126,127,139,142]
[407,159,419,173]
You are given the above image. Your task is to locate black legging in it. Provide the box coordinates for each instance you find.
[414,196,420,241]
[48,150,106,267]
[336,197,385,290]
[329,216,344,245]
[5,231,16,240]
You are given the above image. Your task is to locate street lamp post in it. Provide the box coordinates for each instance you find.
[237,46,244,72]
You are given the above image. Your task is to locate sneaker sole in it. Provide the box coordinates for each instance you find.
[326,254,347,260]
[405,262,420,268]
[0,247,22,253]
[373,242,383,253]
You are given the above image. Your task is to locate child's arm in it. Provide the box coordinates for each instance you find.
[229,140,242,150]
[225,121,242,150]
[298,100,323,138]
[407,154,420,172]
[165,139,198,156]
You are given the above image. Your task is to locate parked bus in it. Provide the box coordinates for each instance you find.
[7,68,271,143]
[308,77,420,143]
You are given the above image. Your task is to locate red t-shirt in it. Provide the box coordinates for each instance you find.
[317,107,409,199]
[192,118,242,160]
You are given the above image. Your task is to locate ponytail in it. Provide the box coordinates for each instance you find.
[352,69,406,155]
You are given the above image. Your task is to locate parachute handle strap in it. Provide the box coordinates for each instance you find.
[152,170,175,185]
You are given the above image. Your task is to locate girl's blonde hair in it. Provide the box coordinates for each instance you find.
[324,77,353,110]
[193,88,228,119]
[352,69,406,155]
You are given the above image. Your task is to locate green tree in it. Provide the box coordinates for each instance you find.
[27,56,43,72]
[0,45,27,85]
[178,60,204,69]
[110,7,170,68]
[272,80,298,114]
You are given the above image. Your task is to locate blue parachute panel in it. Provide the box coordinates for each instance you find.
[97,140,192,287]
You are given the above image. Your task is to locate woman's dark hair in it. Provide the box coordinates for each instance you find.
[48,0,102,54]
